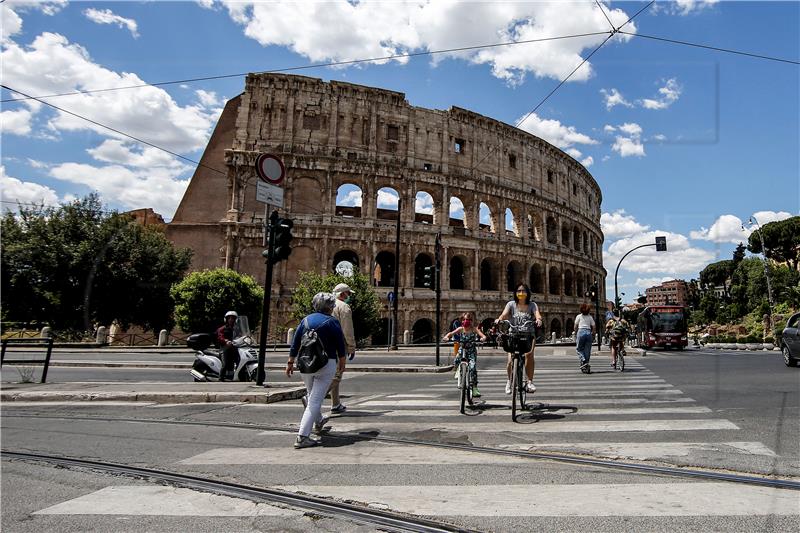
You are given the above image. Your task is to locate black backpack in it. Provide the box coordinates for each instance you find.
[296,317,331,373]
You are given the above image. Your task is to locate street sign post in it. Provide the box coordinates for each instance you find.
[255,154,285,184]
[256,181,284,207]
[388,291,395,304]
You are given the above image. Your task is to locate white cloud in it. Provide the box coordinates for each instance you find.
[612,136,645,157]
[566,147,583,159]
[690,211,794,243]
[196,89,222,108]
[605,231,715,275]
[449,197,464,218]
[86,140,189,170]
[600,88,632,110]
[211,1,636,85]
[603,124,616,133]
[580,156,594,167]
[658,1,719,16]
[0,165,59,210]
[601,155,610,162]
[84,8,139,38]
[617,122,642,137]
[1,4,23,42]
[517,113,597,149]
[640,78,682,110]
[601,210,650,239]
[377,188,399,209]
[415,192,434,215]
[337,188,362,207]
[1,32,217,153]
[1,108,33,135]
[651,133,667,142]
[634,276,674,289]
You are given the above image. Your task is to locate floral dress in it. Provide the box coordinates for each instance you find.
[454,330,479,386]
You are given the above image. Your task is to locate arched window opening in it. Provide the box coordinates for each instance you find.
[449,197,465,228]
[332,250,359,277]
[549,266,561,295]
[505,208,518,236]
[414,191,434,224]
[412,319,434,344]
[450,256,467,290]
[550,318,562,339]
[506,261,523,292]
[546,216,558,244]
[565,318,574,337]
[373,251,395,287]
[561,225,571,247]
[528,214,542,241]
[564,269,574,296]
[583,231,589,254]
[480,258,497,291]
[573,227,581,251]
[576,272,584,297]
[335,184,362,217]
[479,202,494,232]
[529,264,544,294]
[413,253,433,288]
[376,187,399,220]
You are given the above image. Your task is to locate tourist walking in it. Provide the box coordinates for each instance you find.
[496,284,542,394]
[574,303,596,373]
[329,283,356,414]
[606,311,630,369]
[287,293,346,449]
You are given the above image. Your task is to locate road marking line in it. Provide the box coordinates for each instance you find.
[378,406,713,417]
[329,419,740,433]
[497,441,777,458]
[360,397,697,408]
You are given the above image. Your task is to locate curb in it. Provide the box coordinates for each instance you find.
[0,386,306,404]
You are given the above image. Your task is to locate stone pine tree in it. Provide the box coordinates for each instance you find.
[290,270,380,346]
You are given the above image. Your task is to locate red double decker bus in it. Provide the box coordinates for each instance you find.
[635,306,689,350]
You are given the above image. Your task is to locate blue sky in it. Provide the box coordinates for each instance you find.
[1,1,798,299]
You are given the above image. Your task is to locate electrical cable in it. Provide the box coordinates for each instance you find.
[0,31,611,103]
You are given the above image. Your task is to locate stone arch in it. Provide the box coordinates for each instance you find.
[413,253,433,288]
[546,216,558,244]
[479,202,494,233]
[376,186,399,220]
[550,318,562,339]
[505,208,518,236]
[564,269,574,296]
[332,250,360,275]
[529,263,544,294]
[449,196,465,228]
[573,227,581,251]
[335,183,362,217]
[576,271,585,297]
[549,266,561,295]
[449,255,469,290]
[528,213,543,242]
[565,317,574,337]
[561,224,571,247]
[506,260,524,292]
[583,231,589,254]
[480,258,498,291]
[412,318,434,344]
[373,251,395,287]
[292,177,324,214]
[414,190,435,224]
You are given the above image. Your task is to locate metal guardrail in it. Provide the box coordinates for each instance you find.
[0,331,40,340]
[1,337,54,383]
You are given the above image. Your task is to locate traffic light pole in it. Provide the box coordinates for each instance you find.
[614,243,657,313]
[256,211,278,386]
[434,233,441,367]
[390,199,401,350]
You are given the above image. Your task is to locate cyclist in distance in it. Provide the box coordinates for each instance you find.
[443,312,486,398]
[606,310,630,369]
[495,284,542,395]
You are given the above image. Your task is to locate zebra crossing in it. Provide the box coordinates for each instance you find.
[28,355,799,526]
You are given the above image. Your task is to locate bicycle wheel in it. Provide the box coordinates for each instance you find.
[511,356,519,420]
[459,362,469,414]
[517,357,527,411]
[618,348,625,372]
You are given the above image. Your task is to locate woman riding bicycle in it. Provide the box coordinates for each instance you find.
[443,312,486,398]
[495,284,542,395]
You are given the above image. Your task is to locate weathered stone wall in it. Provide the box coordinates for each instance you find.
[168,73,606,342]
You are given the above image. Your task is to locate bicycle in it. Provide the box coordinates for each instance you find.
[497,319,534,421]
[456,357,473,414]
[610,340,626,372]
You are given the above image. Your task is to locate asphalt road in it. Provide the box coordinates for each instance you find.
[3,349,798,532]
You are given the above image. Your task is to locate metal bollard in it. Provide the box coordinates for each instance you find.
[40,326,52,339]
[403,330,411,345]
[287,328,295,345]
[158,329,168,346]
[96,326,108,344]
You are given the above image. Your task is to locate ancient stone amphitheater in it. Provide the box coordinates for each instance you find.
[167,73,606,344]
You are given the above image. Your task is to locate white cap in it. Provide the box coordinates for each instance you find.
[333,283,354,296]
[224,311,238,319]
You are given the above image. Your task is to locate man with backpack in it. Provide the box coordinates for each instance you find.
[605,310,630,370]
[286,293,346,449]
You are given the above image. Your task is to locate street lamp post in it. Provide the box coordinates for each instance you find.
[747,216,775,333]
[614,236,668,313]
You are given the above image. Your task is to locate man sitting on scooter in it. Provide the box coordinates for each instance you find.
[216,311,239,381]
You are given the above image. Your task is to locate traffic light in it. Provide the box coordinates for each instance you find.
[655,236,667,252]
[271,217,294,264]
[422,265,435,289]
[586,282,598,300]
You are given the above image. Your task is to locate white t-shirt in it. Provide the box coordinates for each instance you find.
[574,313,595,331]
[503,301,539,333]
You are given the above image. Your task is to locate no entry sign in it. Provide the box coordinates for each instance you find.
[255,154,285,185]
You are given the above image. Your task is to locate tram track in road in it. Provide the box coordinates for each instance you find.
[3,412,799,491]
[1,450,470,533]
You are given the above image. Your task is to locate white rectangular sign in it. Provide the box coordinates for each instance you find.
[256,180,284,207]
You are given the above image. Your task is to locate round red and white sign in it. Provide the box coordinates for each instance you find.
[255,154,285,184]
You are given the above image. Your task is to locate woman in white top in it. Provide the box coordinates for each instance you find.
[573,303,596,374]
[495,284,542,394]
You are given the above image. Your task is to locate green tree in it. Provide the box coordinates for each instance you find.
[748,216,800,270]
[732,243,746,267]
[170,268,264,334]
[699,260,734,298]
[290,269,380,346]
[1,195,192,333]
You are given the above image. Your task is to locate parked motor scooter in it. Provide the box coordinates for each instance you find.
[188,316,259,382]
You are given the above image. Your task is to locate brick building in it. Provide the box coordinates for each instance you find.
[646,279,690,307]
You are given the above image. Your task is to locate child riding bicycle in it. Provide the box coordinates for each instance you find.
[443,312,486,398]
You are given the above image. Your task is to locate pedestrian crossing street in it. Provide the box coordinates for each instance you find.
[31,354,800,525]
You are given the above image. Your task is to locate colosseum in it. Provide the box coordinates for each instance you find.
[167,73,607,344]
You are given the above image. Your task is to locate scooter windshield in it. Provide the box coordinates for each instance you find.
[233,316,251,340]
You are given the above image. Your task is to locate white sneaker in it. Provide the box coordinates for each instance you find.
[505,380,512,394]
[525,381,537,393]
